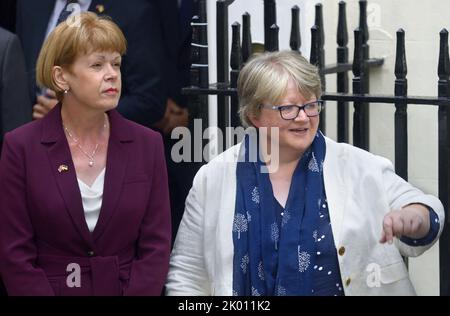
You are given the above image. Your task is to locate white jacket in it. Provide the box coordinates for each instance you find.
[166,137,445,296]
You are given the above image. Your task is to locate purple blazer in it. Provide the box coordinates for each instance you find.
[0,104,171,296]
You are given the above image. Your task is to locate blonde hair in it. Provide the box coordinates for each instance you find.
[237,50,322,127]
[36,11,127,101]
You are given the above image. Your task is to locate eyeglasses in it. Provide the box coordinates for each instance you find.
[261,100,324,120]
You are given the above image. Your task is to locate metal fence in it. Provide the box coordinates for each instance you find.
[185,0,450,295]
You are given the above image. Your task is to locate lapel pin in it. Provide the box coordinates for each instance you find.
[95,4,105,13]
[58,165,69,173]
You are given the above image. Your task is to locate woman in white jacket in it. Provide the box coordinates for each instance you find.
[166,50,444,296]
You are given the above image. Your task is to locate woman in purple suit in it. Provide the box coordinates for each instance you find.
[0,12,171,295]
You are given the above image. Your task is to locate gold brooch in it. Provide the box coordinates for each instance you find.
[95,4,105,13]
[58,165,69,173]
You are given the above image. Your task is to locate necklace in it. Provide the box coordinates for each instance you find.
[63,115,107,167]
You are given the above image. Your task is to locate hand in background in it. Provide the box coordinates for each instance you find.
[154,98,189,135]
[33,89,58,120]
[380,204,430,244]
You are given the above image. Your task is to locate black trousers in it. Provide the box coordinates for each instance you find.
[163,135,202,246]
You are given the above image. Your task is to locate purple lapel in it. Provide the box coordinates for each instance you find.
[92,109,131,241]
[41,104,94,248]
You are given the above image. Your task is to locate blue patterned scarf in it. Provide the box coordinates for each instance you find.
[233,130,326,296]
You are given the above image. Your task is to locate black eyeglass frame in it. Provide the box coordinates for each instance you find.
[261,100,324,120]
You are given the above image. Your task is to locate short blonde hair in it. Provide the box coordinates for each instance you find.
[36,11,127,101]
[237,50,322,127]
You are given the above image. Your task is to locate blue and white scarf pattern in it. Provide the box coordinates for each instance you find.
[233,130,326,296]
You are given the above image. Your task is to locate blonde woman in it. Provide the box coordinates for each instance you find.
[166,50,444,296]
[0,12,171,296]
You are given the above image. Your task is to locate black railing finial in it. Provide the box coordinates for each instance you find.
[290,5,301,52]
[359,0,369,46]
[310,25,320,66]
[264,0,277,48]
[242,12,252,63]
[337,1,348,47]
[231,22,242,88]
[438,28,450,81]
[315,3,325,48]
[266,24,279,52]
[395,29,407,80]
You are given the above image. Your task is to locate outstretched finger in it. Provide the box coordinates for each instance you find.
[379,229,387,243]
[382,216,394,244]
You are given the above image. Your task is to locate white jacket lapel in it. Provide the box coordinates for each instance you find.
[323,138,349,247]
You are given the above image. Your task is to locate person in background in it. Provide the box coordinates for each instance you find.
[0,24,31,297]
[0,26,31,149]
[153,0,202,244]
[0,12,171,296]
[16,0,166,127]
[166,50,445,296]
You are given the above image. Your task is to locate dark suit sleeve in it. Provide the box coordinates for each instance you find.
[0,135,54,296]
[124,133,171,295]
[0,31,32,144]
[115,1,166,128]
[156,0,192,109]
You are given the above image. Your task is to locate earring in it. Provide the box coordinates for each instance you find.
[64,89,68,94]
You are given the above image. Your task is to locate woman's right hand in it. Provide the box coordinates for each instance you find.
[380,204,430,244]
